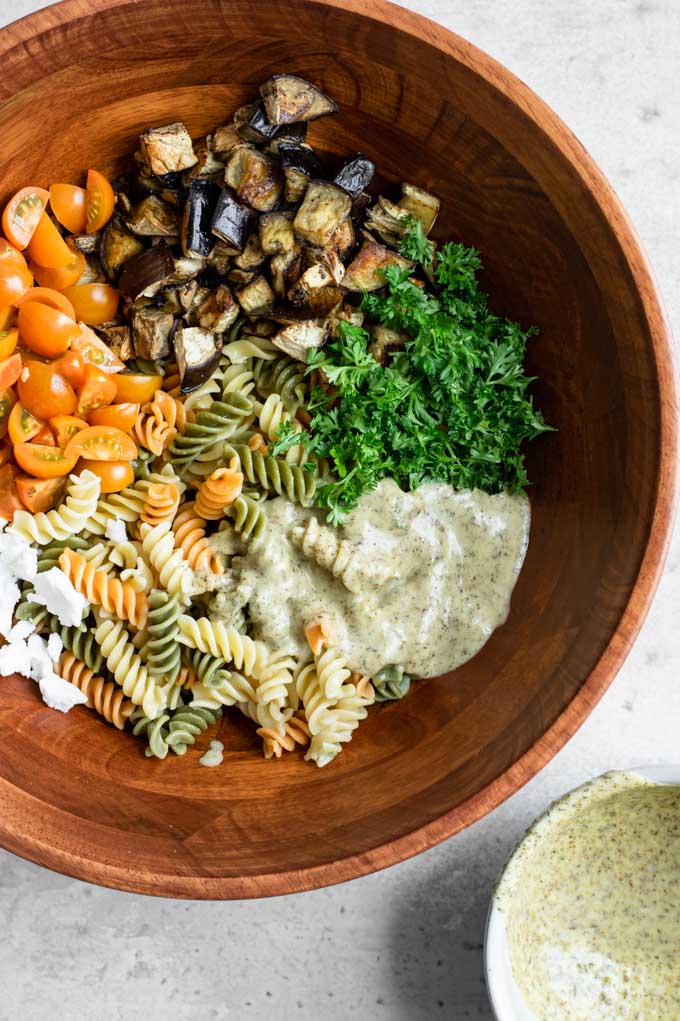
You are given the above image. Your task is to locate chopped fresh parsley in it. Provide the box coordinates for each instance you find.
[271,229,552,524]
[398,214,433,266]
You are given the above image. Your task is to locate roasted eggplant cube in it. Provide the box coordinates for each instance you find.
[118,243,175,301]
[277,141,323,179]
[139,122,198,175]
[196,284,239,333]
[333,154,375,199]
[127,195,180,237]
[233,231,265,270]
[182,179,220,258]
[235,275,275,316]
[324,216,356,261]
[225,146,282,212]
[328,304,365,339]
[283,167,310,205]
[343,240,413,291]
[131,308,175,361]
[211,189,256,251]
[212,122,241,155]
[288,263,333,304]
[368,325,407,365]
[167,255,206,284]
[100,217,145,281]
[234,101,280,144]
[293,181,351,248]
[259,211,295,256]
[260,75,338,124]
[70,232,100,255]
[398,182,440,235]
[270,247,302,297]
[207,241,236,275]
[96,324,133,361]
[183,140,225,184]
[174,326,222,393]
[272,320,327,361]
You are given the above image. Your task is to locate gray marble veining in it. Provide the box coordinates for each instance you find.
[0,1,678,1018]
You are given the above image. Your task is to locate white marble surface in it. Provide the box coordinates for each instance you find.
[1,1,678,1018]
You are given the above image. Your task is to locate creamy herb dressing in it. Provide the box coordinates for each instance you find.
[229,478,529,678]
[496,771,680,1020]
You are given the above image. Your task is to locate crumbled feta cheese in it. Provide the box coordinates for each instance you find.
[0,640,33,678]
[46,633,64,663]
[31,568,88,627]
[26,633,54,681]
[105,517,128,544]
[5,620,36,643]
[38,670,88,712]
[0,563,21,639]
[0,530,37,582]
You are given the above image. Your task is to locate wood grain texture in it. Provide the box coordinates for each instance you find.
[0,0,675,898]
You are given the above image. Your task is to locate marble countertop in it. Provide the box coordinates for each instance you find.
[1,1,678,1018]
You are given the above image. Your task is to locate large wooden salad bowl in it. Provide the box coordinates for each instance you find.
[0,0,674,897]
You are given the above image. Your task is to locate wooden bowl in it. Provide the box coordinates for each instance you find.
[0,0,675,898]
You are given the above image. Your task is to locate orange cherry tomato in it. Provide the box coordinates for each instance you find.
[30,248,87,291]
[71,323,124,373]
[114,372,163,404]
[14,441,77,479]
[0,352,22,390]
[65,424,137,463]
[49,183,87,234]
[60,283,119,326]
[0,442,11,468]
[8,401,44,445]
[0,464,23,521]
[17,360,76,420]
[76,364,117,415]
[26,212,73,269]
[78,458,134,494]
[87,401,139,432]
[17,302,81,358]
[16,473,67,513]
[54,349,86,388]
[0,327,19,361]
[86,170,116,234]
[2,187,50,250]
[50,414,89,448]
[32,424,57,446]
[0,388,17,439]
[0,306,15,331]
[0,241,33,308]
[16,286,76,319]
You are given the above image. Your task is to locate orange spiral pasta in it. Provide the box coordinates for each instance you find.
[195,458,244,520]
[140,481,181,527]
[172,502,223,573]
[57,651,134,730]
[247,433,268,455]
[257,711,311,759]
[162,361,181,395]
[134,390,187,456]
[58,548,149,629]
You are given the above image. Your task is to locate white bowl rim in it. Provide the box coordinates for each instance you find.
[483,764,680,1021]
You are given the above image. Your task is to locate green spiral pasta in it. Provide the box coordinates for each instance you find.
[14,597,51,632]
[37,536,90,573]
[56,620,106,674]
[139,590,181,684]
[373,665,412,702]
[223,493,266,542]
[130,707,173,760]
[254,354,307,412]
[169,393,253,473]
[165,705,222,755]
[224,444,316,506]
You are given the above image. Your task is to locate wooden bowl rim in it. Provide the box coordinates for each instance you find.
[0,0,676,898]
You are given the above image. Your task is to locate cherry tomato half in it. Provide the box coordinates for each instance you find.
[0,464,23,521]
[54,349,86,389]
[86,170,115,233]
[113,372,163,404]
[17,302,80,358]
[15,473,67,513]
[30,249,86,291]
[65,424,137,463]
[50,414,89,448]
[72,323,124,372]
[78,458,134,494]
[16,286,76,319]
[76,364,117,415]
[49,183,87,234]
[0,242,33,307]
[26,212,73,269]
[8,401,44,445]
[14,441,77,479]
[2,187,50,250]
[87,402,139,432]
[0,306,15,331]
[18,360,76,420]
[0,327,19,361]
[61,282,119,326]
[0,352,22,390]
[0,388,17,439]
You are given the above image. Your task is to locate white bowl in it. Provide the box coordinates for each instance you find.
[484,764,680,1020]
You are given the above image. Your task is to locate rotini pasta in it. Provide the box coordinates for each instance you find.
[57,651,134,730]
[140,481,181,527]
[223,494,266,542]
[195,460,243,519]
[169,393,253,473]
[314,645,352,700]
[177,614,273,681]
[138,521,192,604]
[138,590,181,684]
[9,471,101,545]
[172,503,222,573]
[84,466,184,536]
[222,335,277,363]
[253,355,307,413]
[134,390,186,456]
[372,664,412,702]
[59,549,148,629]
[223,444,316,505]
[257,711,311,759]
[94,616,167,720]
[305,680,374,768]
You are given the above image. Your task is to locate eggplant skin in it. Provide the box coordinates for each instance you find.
[276,141,323,179]
[96,324,133,361]
[131,307,175,360]
[182,179,220,258]
[260,75,338,124]
[343,240,413,292]
[196,284,240,333]
[174,326,222,394]
[118,243,175,301]
[293,181,352,247]
[211,188,256,251]
[139,122,198,175]
[234,102,280,144]
[100,216,144,282]
[225,146,282,212]
[333,154,375,200]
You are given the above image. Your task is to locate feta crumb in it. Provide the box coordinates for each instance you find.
[105,517,128,544]
[26,633,54,681]
[6,620,36,643]
[38,670,88,712]
[31,568,88,627]
[0,530,38,582]
[0,640,33,678]
[0,563,21,639]
[199,740,224,767]
[46,633,64,663]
